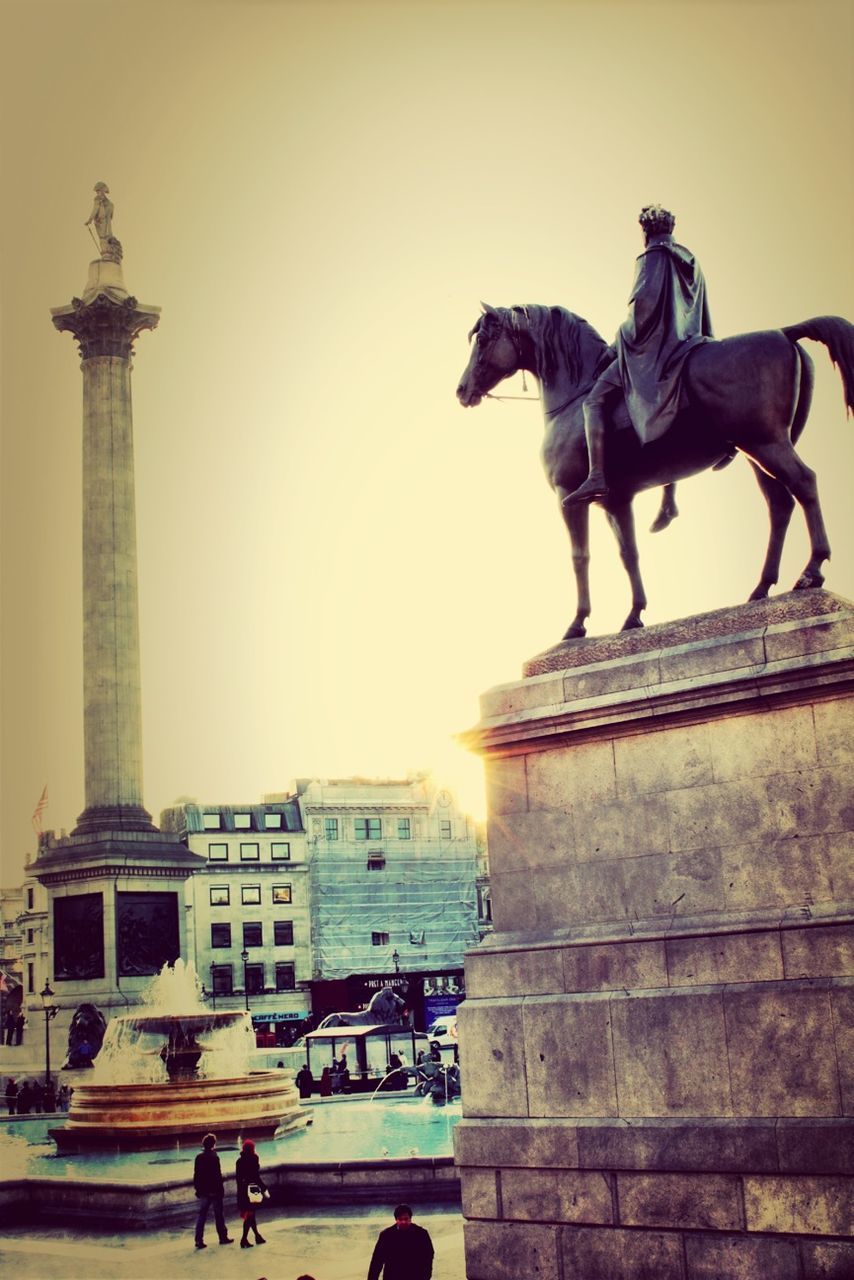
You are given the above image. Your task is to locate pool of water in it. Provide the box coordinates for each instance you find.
[0,1095,461,1185]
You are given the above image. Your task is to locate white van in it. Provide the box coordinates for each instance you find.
[426,1014,458,1047]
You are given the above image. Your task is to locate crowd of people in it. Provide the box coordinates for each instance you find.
[312,1053,352,1097]
[293,1040,461,1100]
[4,1076,71,1114]
[3,1009,26,1045]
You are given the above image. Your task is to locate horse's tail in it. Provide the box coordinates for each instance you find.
[782,315,854,414]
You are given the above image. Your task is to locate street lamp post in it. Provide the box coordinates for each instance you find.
[40,981,58,1087]
[241,949,250,1011]
[391,948,400,974]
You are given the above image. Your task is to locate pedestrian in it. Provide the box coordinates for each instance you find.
[43,1080,57,1112]
[17,1080,32,1114]
[295,1062,314,1099]
[4,1077,17,1115]
[31,1079,44,1113]
[367,1203,434,1280]
[192,1132,233,1250]
[14,1012,25,1045]
[319,1066,332,1097]
[4,1011,15,1046]
[235,1136,268,1248]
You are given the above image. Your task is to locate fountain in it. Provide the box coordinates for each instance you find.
[0,964,461,1225]
[49,961,306,1151]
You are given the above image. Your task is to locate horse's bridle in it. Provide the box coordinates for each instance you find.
[469,311,525,397]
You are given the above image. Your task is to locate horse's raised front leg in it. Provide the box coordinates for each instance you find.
[746,461,796,599]
[748,441,830,589]
[557,488,591,639]
[650,483,679,533]
[604,499,647,630]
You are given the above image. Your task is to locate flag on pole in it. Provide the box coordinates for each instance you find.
[32,785,48,834]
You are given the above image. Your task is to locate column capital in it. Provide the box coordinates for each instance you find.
[52,292,160,360]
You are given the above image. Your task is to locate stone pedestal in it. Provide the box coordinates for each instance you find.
[456,591,853,1280]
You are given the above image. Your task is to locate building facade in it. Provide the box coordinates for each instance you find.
[1,777,485,1056]
[293,775,481,1023]
[160,799,311,1047]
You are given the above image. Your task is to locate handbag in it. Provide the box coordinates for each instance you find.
[247,1184,264,1206]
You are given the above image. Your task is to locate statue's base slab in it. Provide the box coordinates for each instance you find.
[28,828,204,1055]
[457,592,853,1280]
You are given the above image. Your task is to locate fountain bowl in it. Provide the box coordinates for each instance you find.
[49,1069,305,1152]
[48,965,307,1151]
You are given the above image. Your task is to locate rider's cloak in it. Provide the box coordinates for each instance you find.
[616,232,713,444]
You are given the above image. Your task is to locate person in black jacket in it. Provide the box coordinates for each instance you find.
[235,1137,267,1248]
[193,1132,233,1249]
[367,1204,433,1280]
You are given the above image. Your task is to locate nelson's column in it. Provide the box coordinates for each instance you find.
[30,185,201,1046]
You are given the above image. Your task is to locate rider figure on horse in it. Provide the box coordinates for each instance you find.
[567,204,714,505]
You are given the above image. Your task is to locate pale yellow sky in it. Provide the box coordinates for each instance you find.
[1,0,852,881]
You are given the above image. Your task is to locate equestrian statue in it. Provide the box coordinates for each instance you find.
[456,205,853,640]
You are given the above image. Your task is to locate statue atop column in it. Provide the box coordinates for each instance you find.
[85,182,123,262]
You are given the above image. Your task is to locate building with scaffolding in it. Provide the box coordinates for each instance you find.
[293,775,480,1029]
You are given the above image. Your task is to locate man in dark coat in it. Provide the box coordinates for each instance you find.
[193,1132,233,1249]
[367,1203,433,1280]
[295,1062,314,1098]
[566,204,713,504]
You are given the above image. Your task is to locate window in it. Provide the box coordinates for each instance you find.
[440,819,452,839]
[272,884,292,904]
[271,841,291,861]
[211,964,233,995]
[208,842,228,862]
[372,931,390,946]
[245,964,265,995]
[26,888,34,910]
[275,962,296,992]
[209,886,230,906]
[324,817,339,841]
[241,885,261,906]
[211,923,231,948]
[243,922,263,948]
[234,813,252,831]
[367,851,386,870]
[27,928,34,945]
[397,818,411,840]
[202,812,221,830]
[240,842,260,861]
[274,920,294,946]
[355,817,382,841]
[264,813,283,830]
[27,961,34,993]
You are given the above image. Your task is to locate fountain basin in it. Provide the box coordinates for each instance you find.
[0,1095,461,1225]
[50,1070,305,1151]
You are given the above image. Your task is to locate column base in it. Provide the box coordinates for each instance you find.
[72,804,157,835]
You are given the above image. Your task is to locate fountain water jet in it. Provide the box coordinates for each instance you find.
[50,961,306,1152]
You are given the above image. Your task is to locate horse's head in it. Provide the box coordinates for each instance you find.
[457,303,521,407]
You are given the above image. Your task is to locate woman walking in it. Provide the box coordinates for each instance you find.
[235,1137,267,1248]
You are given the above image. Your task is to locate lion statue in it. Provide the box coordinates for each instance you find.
[318,986,407,1029]
[63,1002,107,1069]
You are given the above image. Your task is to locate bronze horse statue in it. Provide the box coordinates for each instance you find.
[457,304,853,638]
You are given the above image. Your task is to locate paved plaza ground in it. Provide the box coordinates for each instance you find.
[0,1203,466,1280]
